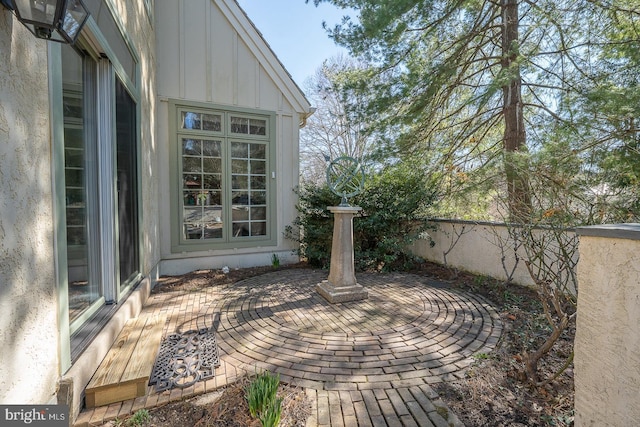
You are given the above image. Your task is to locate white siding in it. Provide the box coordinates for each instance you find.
[155,0,310,274]
[156,0,308,112]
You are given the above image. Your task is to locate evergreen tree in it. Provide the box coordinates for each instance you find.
[307,0,640,222]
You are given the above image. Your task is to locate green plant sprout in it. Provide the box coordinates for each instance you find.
[245,371,281,425]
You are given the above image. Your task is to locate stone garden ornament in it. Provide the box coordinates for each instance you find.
[316,156,369,303]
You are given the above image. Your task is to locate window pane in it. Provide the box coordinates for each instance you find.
[182,139,201,155]
[232,206,249,221]
[203,174,221,189]
[203,207,223,223]
[251,222,266,236]
[183,207,202,223]
[250,143,266,158]
[64,127,83,147]
[65,147,84,168]
[232,191,249,205]
[63,95,83,120]
[62,44,100,323]
[233,222,250,236]
[203,226,222,239]
[182,111,201,129]
[251,207,266,220]
[231,142,249,158]
[184,191,199,206]
[209,190,222,205]
[183,174,202,189]
[183,157,201,172]
[232,159,248,174]
[232,175,248,190]
[251,191,266,205]
[203,158,222,173]
[249,119,266,135]
[116,78,140,288]
[65,167,84,187]
[203,114,222,131]
[251,176,266,190]
[230,116,249,134]
[67,226,86,246]
[184,224,202,240]
[202,140,221,156]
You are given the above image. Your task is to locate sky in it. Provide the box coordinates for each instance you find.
[235,0,353,90]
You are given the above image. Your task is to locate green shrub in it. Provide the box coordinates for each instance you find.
[286,162,435,271]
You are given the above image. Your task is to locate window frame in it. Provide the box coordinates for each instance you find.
[169,99,277,252]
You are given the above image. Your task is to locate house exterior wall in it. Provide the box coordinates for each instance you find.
[574,225,640,426]
[0,12,60,405]
[155,0,309,274]
[0,0,160,416]
[0,0,306,417]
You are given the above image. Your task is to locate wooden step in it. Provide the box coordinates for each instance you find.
[85,314,166,408]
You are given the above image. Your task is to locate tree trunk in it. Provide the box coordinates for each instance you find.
[501,0,531,222]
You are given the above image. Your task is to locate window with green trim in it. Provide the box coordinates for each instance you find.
[172,103,276,251]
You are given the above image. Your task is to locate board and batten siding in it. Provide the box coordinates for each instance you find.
[155,0,311,274]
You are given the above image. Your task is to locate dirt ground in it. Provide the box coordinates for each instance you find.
[113,261,574,426]
[141,378,310,427]
[415,262,575,427]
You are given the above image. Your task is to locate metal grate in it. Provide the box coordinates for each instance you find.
[149,328,220,392]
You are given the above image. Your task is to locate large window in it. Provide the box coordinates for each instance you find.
[58,46,140,336]
[171,102,276,251]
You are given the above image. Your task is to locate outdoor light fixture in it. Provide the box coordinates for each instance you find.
[1,0,90,44]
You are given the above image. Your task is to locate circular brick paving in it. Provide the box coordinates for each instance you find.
[208,269,502,391]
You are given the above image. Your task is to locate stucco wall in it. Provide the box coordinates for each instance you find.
[0,12,60,404]
[411,220,578,288]
[574,225,640,426]
[411,220,532,286]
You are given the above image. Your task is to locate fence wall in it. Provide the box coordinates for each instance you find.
[574,224,640,426]
[410,219,577,287]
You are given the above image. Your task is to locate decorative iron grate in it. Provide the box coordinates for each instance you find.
[149,328,220,392]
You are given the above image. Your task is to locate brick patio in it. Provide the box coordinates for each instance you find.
[74,268,502,427]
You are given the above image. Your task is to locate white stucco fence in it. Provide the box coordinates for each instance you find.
[574,224,640,426]
[410,219,577,287]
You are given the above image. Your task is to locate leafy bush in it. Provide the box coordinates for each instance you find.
[286,162,435,271]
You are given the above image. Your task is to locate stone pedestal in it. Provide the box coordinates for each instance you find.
[316,206,368,303]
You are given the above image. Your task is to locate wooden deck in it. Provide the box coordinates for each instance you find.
[85,314,166,408]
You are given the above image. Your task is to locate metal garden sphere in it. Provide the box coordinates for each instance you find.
[326,156,366,206]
